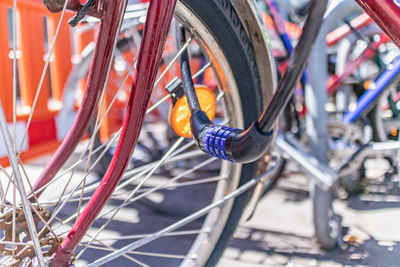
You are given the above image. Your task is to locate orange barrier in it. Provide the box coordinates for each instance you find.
[0,0,73,165]
[0,1,224,165]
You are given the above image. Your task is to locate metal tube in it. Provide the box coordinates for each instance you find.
[343,57,400,123]
[86,157,280,267]
[257,0,328,132]
[176,25,201,114]
[50,0,177,264]
[356,0,400,48]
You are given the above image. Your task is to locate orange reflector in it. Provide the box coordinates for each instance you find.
[392,128,398,137]
[364,80,373,90]
[169,86,216,138]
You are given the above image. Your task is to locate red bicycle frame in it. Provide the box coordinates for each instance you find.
[356,0,400,48]
[36,0,178,265]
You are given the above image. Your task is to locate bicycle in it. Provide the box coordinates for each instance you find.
[0,0,398,266]
[263,0,400,250]
[0,0,279,266]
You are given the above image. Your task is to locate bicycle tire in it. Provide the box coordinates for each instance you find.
[1,1,274,266]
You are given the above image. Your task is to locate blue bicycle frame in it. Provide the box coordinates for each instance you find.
[343,56,400,123]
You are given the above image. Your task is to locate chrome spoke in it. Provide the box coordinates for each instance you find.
[11,174,16,259]
[144,175,227,190]
[29,203,59,241]
[0,102,45,266]
[75,137,185,260]
[17,1,68,157]
[44,128,123,223]
[81,231,148,266]
[192,61,212,80]
[153,37,193,89]
[17,158,41,205]
[1,176,12,206]
[146,60,212,114]
[40,173,225,205]
[80,244,187,260]
[12,0,17,150]
[92,61,137,136]
[98,157,219,217]
[0,165,8,201]
[39,142,196,207]
[32,128,121,198]
[78,243,150,267]
[38,148,203,207]
[95,229,211,241]
[118,141,197,189]
[0,240,32,246]
[86,162,279,267]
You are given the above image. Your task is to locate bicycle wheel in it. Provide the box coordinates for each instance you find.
[0,1,274,266]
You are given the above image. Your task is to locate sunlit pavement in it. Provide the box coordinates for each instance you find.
[218,159,400,267]
[13,152,400,266]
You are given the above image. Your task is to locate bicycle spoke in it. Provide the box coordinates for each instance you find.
[0,102,45,266]
[43,171,225,206]
[75,137,185,260]
[12,0,17,150]
[86,163,278,267]
[29,202,59,241]
[17,157,41,205]
[0,240,32,246]
[34,58,136,212]
[118,141,197,189]
[38,148,202,209]
[82,232,149,266]
[0,170,12,206]
[11,176,16,259]
[146,60,212,114]
[102,157,219,212]
[153,37,193,89]
[44,128,124,223]
[49,83,119,223]
[192,61,212,80]
[144,175,227,191]
[17,1,68,157]
[93,62,137,135]
[37,140,196,208]
[78,244,151,267]
[95,229,211,242]
[32,128,121,199]
[80,244,187,260]
[0,166,8,201]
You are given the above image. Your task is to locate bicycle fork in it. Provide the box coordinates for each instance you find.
[42,0,177,266]
[38,0,327,265]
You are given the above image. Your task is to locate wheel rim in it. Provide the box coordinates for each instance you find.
[0,1,251,266]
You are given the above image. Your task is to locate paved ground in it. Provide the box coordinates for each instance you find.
[5,149,400,266]
[218,159,400,267]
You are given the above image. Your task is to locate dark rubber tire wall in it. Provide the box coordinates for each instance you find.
[180,0,269,265]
